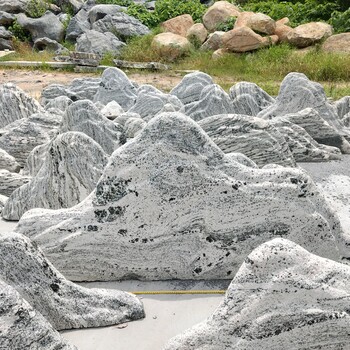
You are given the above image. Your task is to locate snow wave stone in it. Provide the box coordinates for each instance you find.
[15,112,346,281]
[164,238,350,350]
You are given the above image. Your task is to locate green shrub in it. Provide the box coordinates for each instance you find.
[25,0,51,18]
[330,8,350,33]
[126,3,158,28]
[9,19,32,42]
[216,17,236,31]
[95,0,132,5]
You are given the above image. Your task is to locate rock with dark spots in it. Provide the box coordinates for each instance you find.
[92,13,150,40]
[335,96,350,122]
[198,114,295,167]
[33,37,68,55]
[170,71,214,107]
[0,170,30,196]
[65,7,91,42]
[0,112,61,166]
[164,238,350,350]
[93,67,138,109]
[2,132,108,221]
[229,82,275,116]
[0,279,77,350]
[271,117,342,162]
[0,231,144,330]
[0,83,43,128]
[124,117,147,138]
[258,72,350,152]
[44,96,73,113]
[17,11,65,42]
[128,85,183,121]
[60,100,126,154]
[281,108,350,153]
[226,152,258,168]
[184,84,235,121]
[0,11,15,26]
[0,148,20,172]
[88,4,124,24]
[15,112,346,281]
[41,78,101,105]
[76,30,126,56]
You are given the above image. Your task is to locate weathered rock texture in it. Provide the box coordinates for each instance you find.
[15,112,346,281]
[41,78,101,105]
[0,279,77,350]
[187,23,208,44]
[258,72,350,153]
[235,11,276,35]
[92,12,150,40]
[88,4,123,24]
[61,100,126,154]
[0,194,7,214]
[2,132,108,221]
[229,82,275,116]
[0,0,28,13]
[128,85,183,121]
[17,11,65,42]
[198,114,295,167]
[323,33,350,53]
[0,112,61,166]
[75,30,126,56]
[0,148,20,172]
[164,238,350,350]
[93,67,137,109]
[335,96,350,126]
[65,6,91,42]
[0,83,43,128]
[161,14,194,37]
[271,118,342,162]
[0,170,30,197]
[0,231,145,330]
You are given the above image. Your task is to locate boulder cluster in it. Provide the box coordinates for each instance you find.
[153,0,349,60]
[1,67,350,347]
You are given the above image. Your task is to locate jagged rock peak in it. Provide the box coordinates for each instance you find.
[2,131,109,221]
[0,231,145,330]
[61,99,126,154]
[164,238,350,350]
[229,81,275,116]
[0,83,43,128]
[15,112,346,281]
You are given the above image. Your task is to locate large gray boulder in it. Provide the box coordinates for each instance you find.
[0,112,61,166]
[128,85,183,121]
[88,4,124,24]
[93,67,138,109]
[92,13,150,41]
[17,11,65,42]
[164,238,350,350]
[0,231,144,330]
[41,77,101,105]
[65,7,91,42]
[76,30,126,56]
[229,81,275,116]
[0,279,77,350]
[33,37,68,55]
[0,170,30,196]
[0,83,43,128]
[54,0,84,14]
[0,0,28,13]
[15,112,346,282]
[335,96,350,126]
[198,114,296,167]
[60,100,126,154]
[3,132,109,221]
[258,73,350,152]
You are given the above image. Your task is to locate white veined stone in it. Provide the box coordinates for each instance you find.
[15,112,346,281]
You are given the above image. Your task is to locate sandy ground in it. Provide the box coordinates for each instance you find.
[0,68,184,100]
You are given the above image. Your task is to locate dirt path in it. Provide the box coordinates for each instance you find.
[0,68,185,100]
